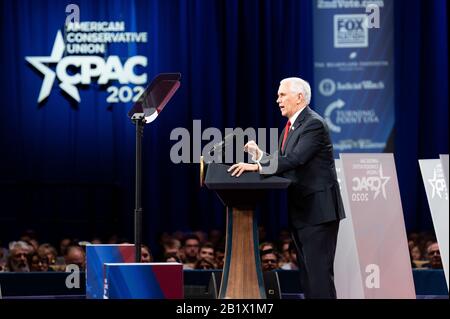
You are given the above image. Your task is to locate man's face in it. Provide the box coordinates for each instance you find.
[427,243,442,269]
[11,248,29,272]
[199,247,214,260]
[277,82,303,119]
[261,253,278,271]
[184,239,200,258]
[65,249,85,270]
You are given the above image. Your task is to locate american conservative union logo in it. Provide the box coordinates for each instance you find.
[26,21,148,104]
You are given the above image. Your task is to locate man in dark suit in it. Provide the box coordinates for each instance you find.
[228,77,345,298]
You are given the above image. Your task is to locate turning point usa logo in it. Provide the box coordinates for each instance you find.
[26,18,148,104]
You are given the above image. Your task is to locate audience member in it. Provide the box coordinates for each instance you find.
[261,249,279,272]
[423,242,442,269]
[28,252,50,272]
[279,240,292,266]
[37,243,58,266]
[141,244,153,263]
[64,245,86,271]
[281,242,299,270]
[215,244,225,269]
[199,242,215,261]
[164,252,182,263]
[6,241,30,272]
[182,234,200,269]
[194,257,217,270]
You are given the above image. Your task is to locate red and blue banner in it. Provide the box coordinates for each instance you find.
[104,263,183,299]
[86,244,135,299]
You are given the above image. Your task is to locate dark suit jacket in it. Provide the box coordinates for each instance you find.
[260,106,345,227]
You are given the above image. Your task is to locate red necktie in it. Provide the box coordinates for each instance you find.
[281,120,291,153]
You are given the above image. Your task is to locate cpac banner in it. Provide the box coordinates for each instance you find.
[26,17,148,104]
[339,153,415,298]
[334,159,364,299]
[419,159,449,291]
[313,0,395,157]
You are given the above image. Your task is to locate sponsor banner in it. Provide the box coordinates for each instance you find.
[340,153,415,298]
[419,159,449,291]
[313,0,395,156]
[334,159,365,299]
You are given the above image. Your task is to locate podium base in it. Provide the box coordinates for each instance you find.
[219,207,266,299]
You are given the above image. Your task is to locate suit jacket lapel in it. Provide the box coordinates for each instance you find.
[282,106,310,153]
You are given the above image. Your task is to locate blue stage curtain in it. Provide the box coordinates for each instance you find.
[0,0,312,252]
[394,0,449,231]
[0,0,447,253]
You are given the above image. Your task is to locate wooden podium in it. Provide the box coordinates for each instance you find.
[201,162,290,299]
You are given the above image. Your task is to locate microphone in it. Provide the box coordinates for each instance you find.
[208,132,236,155]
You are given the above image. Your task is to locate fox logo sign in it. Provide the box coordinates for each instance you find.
[334,14,369,48]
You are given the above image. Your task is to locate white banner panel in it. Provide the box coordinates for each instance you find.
[334,159,365,299]
[340,153,415,299]
[419,159,449,291]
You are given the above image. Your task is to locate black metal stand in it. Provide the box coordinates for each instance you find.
[127,73,181,263]
[133,117,145,262]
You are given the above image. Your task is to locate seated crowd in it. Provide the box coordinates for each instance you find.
[408,232,443,269]
[0,229,443,273]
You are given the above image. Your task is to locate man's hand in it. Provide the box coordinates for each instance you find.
[228,162,259,177]
[244,140,262,161]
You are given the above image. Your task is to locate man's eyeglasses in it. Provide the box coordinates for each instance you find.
[428,250,440,256]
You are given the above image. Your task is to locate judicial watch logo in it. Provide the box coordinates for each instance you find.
[351,159,390,201]
[25,21,148,104]
[318,79,336,97]
[428,164,448,200]
[319,78,385,97]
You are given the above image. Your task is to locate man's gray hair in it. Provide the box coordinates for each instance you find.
[9,241,31,252]
[280,77,311,105]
